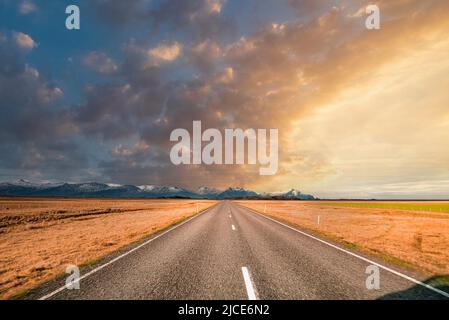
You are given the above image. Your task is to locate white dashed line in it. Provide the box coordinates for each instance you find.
[241,267,258,300]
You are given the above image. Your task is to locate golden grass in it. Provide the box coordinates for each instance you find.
[237,200,449,276]
[0,198,216,299]
[314,201,449,214]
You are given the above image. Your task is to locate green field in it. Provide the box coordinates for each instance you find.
[314,201,449,213]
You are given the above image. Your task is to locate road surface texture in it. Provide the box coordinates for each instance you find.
[27,201,449,300]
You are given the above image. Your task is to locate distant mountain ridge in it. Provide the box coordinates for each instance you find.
[0,180,316,200]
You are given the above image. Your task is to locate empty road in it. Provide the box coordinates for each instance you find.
[30,201,449,300]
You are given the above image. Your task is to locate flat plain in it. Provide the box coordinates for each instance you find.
[0,198,216,299]
[316,201,449,213]
[237,200,449,278]
[2,198,448,300]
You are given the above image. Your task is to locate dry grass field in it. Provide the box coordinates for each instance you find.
[238,201,449,277]
[2,198,447,299]
[316,201,449,214]
[0,198,216,299]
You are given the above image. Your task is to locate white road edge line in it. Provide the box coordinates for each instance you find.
[38,203,219,300]
[241,267,258,300]
[241,205,449,299]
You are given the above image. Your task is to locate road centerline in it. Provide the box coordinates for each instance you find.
[241,267,258,300]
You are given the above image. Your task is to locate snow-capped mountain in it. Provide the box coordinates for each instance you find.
[264,189,316,200]
[0,179,63,189]
[137,185,198,198]
[137,185,157,192]
[0,180,315,200]
[6,179,38,187]
[0,179,63,195]
[216,187,260,199]
[196,186,221,197]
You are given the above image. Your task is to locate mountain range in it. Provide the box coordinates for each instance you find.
[0,179,316,200]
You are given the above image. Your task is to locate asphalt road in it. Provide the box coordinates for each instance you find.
[30,201,449,300]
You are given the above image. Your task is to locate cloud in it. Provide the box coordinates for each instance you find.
[70,0,449,192]
[83,51,118,75]
[148,0,231,37]
[2,0,449,197]
[0,31,86,181]
[188,39,222,73]
[18,0,37,15]
[89,0,234,40]
[147,42,182,66]
[214,67,234,84]
[13,32,37,50]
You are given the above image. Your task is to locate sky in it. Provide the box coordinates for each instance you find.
[0,0,449,199]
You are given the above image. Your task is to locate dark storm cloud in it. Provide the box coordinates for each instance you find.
[98,147,264,188]
[74,38,230,145]
[0,32,65,141]
[149,0,234,39]
[0,1,239,185]
[83,51,118,75]
[0,31,88,180]
[90,0,234,40]
[187,39,222,74]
